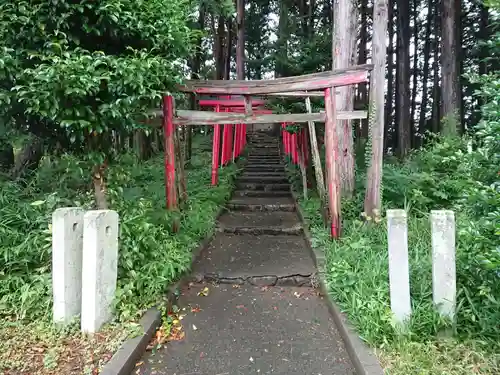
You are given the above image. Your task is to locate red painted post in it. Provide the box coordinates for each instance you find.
[281,123,285,153]
[240,123,245,154]
[298,129,304,167]
[291,132,298,164]
[232,124,238,161]
[228,124,233,163]
[163,95,177,210]
[324,87,341,239]
[282,124,288,155]
[287,125,291,156]
[211,105,221,185]
[243,124,247,148]
[222,124,230,165]
[284,125,287,155]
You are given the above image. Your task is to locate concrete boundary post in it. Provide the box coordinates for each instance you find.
[430,210,456,319]
[387,209,411,325]
[81,210,119,333]
[52,207,85,325]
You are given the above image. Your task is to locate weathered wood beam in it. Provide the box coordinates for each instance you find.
[180,70,369,95]
[198,98,266,107]
[180,64,373,90]
[199,91,326,98]
[266,91,327,97]
[171,110,367,126]
[146,109,367,127]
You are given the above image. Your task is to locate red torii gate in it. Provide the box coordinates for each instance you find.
[160,64,373,238]
[197,95,271,185]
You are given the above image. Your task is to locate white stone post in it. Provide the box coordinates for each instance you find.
[387,209,411,325]
[52,207,85,325]
[431,210,456,320]
[81,210,119,333]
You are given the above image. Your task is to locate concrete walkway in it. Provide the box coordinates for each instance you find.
[137,133,355,375]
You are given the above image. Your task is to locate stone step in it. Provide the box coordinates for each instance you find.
[216,225,303,235]
[233,190,292,198]
[246,159,282,164]
[236,182,290,191]
[190,233,315,286]
[248,151,281,155]
[247,154,281,158]
[239,175,288,183]
[244,164,284,169]
[242,169,286,176]
[226,201,295,212]
[241,171,288,177]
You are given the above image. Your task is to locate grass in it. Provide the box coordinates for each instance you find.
[296,193,500,375]
[0,135,240,374]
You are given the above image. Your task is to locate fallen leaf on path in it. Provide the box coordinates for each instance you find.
[191,306,201,313]
[198,287,210,296]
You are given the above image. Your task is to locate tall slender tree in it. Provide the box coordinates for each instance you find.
[236,0,246,80]
[332,0,359,197]
[440,0,461,135]
[396,0,411,157]
[364,0,388,219]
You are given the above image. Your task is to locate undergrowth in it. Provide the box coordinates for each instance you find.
[295,131,500,373]
[0,136,239,323]
[288,35,500,372]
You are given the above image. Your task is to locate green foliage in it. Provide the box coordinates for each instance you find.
[0,0,194,146]
[0,137,238,322]
[293,6,500,371]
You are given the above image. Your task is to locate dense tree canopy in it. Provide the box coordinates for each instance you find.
[0,0,194,149]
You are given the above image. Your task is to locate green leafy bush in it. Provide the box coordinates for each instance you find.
[0,0,194,145]
[0,138,238,322]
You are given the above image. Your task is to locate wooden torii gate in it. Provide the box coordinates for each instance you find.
[160,64,373,238]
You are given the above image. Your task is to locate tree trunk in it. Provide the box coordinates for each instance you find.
[224,17,233,80]
[236,0,245,80]
[364,0,388,220]
[384,0,395,152]
[440,0,461,136]
[418,0,433,139]
[276,0,289,78]
[358,0,369,145]
[92,162,108,210]
[431,0,441,134]
[410,0,419,147]
[135,130,151,160]
[187,6,205,163]
[332,0,358,197]
[216,16,226,80]
[11,138,44,180]
[396,0,411,158]
[0,140,14,173]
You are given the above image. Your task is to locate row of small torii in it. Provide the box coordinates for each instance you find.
[156,64,373,239]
